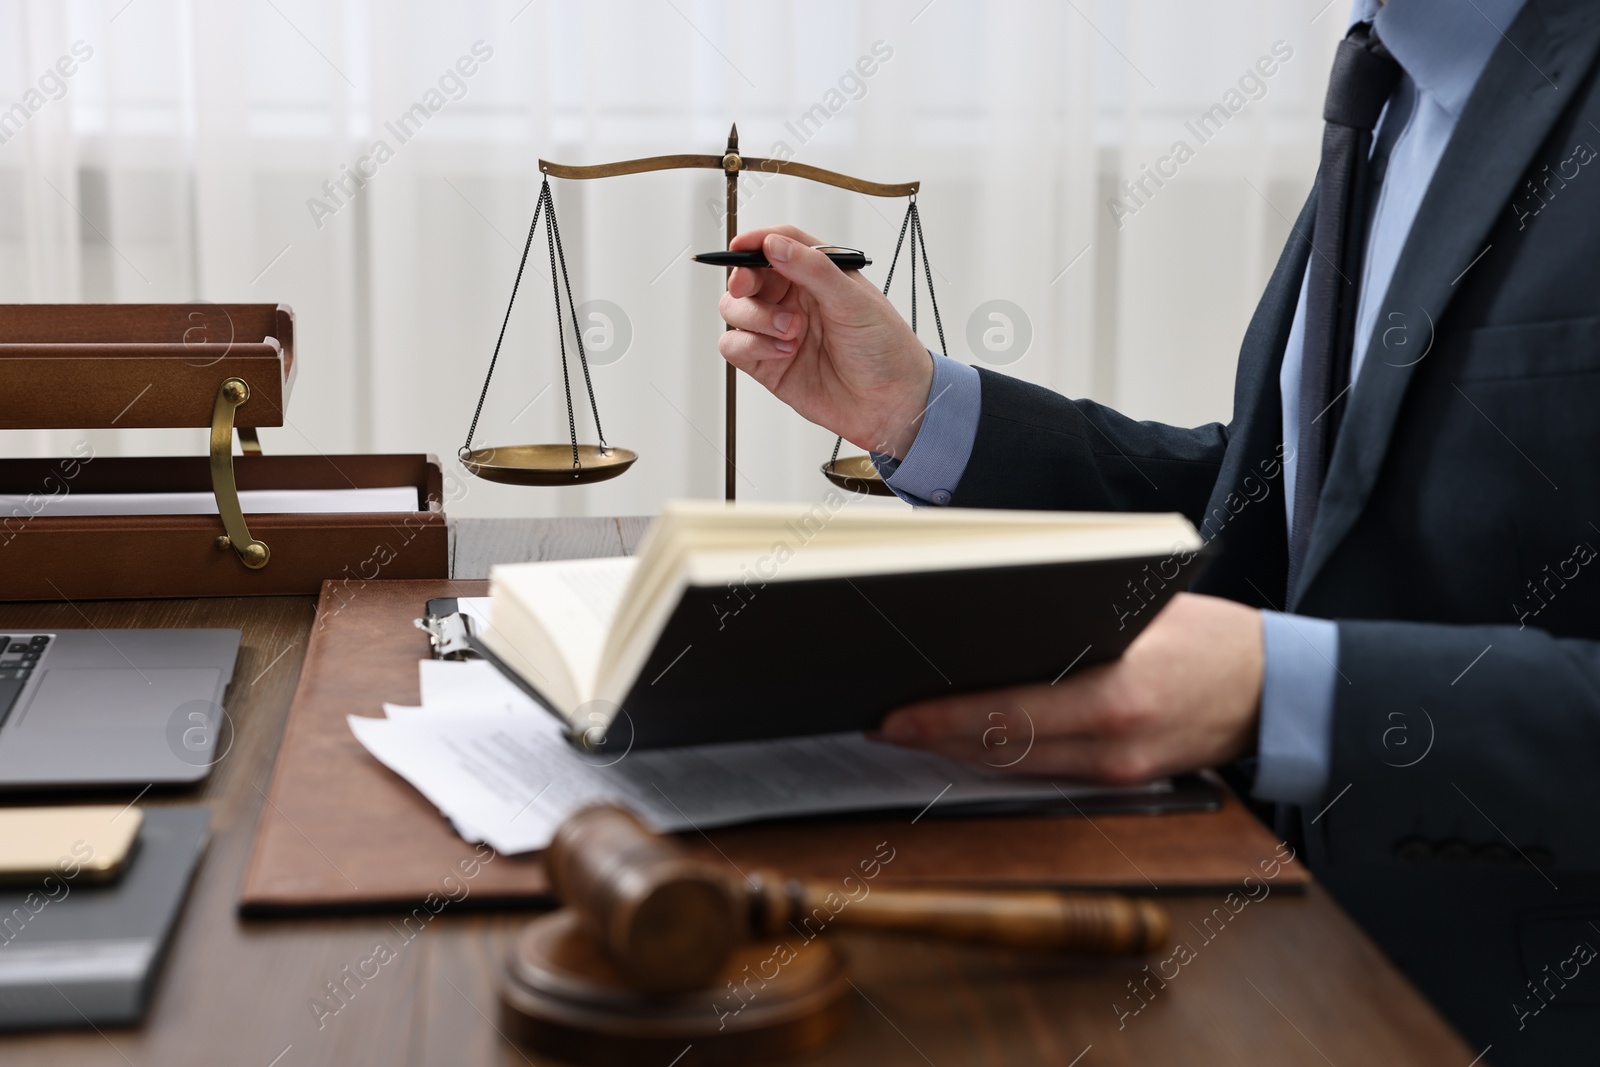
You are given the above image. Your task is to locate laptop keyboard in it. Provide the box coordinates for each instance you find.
[0,635,51,729]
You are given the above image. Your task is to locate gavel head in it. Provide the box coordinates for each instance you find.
[544,805,743,992]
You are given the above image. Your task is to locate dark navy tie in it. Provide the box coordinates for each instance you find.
[1287,22,1401,599]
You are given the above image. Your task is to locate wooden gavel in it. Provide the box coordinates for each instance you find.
[546,805,1171,992]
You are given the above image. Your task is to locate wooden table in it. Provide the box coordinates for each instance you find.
[0,517,1474,1066]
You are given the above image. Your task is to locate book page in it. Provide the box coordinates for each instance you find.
[486,557,636,706]
[637,499,1201,591]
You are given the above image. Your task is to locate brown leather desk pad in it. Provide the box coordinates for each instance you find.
[240,579,1307,914]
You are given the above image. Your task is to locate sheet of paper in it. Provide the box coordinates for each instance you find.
[390,660,565,843]
[350,661,1167,855]
[417,658,542,712]
[455,597,492,629]
[0,486,420,516]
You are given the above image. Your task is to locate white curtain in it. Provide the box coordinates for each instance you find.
[0,0,1344,518]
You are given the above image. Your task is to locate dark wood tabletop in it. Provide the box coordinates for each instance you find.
[0,516,1474,1066]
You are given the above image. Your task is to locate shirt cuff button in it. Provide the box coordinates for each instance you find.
[930,489,952,506]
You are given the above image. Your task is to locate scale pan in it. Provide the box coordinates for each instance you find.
[820,454,896,497]
[463,444,638,486]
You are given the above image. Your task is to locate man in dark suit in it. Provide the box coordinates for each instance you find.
[715,0,1600,1060]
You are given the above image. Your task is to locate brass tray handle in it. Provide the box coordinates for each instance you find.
[209,377,270,569]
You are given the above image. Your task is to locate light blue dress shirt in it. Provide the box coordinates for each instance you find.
[872,0,1526,806]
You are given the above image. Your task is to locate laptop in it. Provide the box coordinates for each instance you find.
[0,629,240,788]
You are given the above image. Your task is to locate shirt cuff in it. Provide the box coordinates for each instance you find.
[868,352,981,507]
[1252,611,1340,807]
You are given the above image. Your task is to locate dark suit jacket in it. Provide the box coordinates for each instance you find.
[950,2,1600,1060]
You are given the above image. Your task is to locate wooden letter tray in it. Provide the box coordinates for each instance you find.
[0,304,448,599]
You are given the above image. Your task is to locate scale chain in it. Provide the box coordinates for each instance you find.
[461,180,546,460]
[912,205,948,357]
[541,180,583,470]
[546,183,610,456]
[879,205,913,300]
[461,176,609,474]
[910,209,918,337]
[829,197,943,465]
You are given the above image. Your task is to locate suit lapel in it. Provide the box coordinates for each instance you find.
[1291,0,1600,610]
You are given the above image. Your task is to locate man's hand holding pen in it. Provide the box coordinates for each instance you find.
[716,225,933,460]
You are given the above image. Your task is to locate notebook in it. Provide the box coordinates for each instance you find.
[0,806,208,1029]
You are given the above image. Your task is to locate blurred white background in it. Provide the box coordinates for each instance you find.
[0,0,1345,517]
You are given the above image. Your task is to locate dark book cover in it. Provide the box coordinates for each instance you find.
[598,546,1208,750]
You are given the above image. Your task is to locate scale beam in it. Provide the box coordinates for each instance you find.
[539,154,918,200]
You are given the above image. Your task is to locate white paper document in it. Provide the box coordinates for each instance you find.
[0,486,420,516]
[349,659,1166,855]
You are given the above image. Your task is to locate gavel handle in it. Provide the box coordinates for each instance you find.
[753,880,1169,955]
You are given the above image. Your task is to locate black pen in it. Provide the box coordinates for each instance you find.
[693,245,871,271]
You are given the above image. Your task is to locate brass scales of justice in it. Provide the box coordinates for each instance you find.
[458,124,949,500]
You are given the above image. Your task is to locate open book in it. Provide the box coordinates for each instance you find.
[477,499,1204,751]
